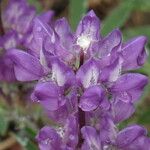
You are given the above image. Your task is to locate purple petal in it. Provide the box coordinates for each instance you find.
[32,82,66,111]
[31,17,55,57]
[36,126,62,150]
[16,6,35,34]
[23,11,54,51]
[76,58,100,88]
[46,104,69,123]
[97,29,122,57]
[45,88,78,123]
[99,117,117,144]
[33,17,54,40]
[111,73,148,102]
[111,99,135,124]
[1,30,19,50]
[54,17,73,40]
[47,57,75,87]
[81,126,101,150]
[64,115,78,148]
[79,86,104,111]
[124,136,150,150]
[2,0,36,34]
[38,11,54,23]
[121,36,147,70]
[116,125,147,148]
[0,54,16,81]
[75,10,100,53]
[6,49,44,81]
[100,57,123,82]
[76,10,100,40]
[54,18,74,62]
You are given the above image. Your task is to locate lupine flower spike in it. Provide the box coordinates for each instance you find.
[7,8,150,150]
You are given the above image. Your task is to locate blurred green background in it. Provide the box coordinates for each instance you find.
[0,0,150,149]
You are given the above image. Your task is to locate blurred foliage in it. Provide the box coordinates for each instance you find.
[101,0,135,36]
[123,26,150,42]
[69,0,88,30]
[14,127,38,150]
[133,0,150,12]
[28,0,42,13]
[0,108,9,136]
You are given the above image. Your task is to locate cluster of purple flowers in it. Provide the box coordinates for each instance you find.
[0,0,53,81]
[0,0,150,149]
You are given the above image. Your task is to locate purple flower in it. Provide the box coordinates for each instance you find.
[32,10,148,149]
[2,0,36,37]
[116,125,150,150]
[121,36,147,70]
[76,58,100,88]
[4,10,55,81]
[31,57,77,122]
[36,115,78,150]
[110,99,135,124]
[0,54,16,81]
[110,73,148,103]
[36,126,62,150]
[75,10,101,56]
[0,0,54,82]
[4,8,149,149]
[29,10,101,67]
[79,85,104,111]
[6,48,46,81]
[0,30,20,81]
[81,125,150,150]
[81,126,101,150]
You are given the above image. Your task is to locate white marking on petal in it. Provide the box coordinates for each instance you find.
[56,127,65,138]
[109,58,123,82]
[41,138,51,145]
[83,66,99,88]
[40,49,47,67]
[77,34,91,52]
[51,64,65,86]
[87,137,101,150]
[4,38,16,49]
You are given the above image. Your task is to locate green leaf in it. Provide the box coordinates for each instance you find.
[14,130,38,150]
[14,133,28,147]
[0,113,9,136]
[69,0,87,30]
[123,26,150,41]
[132,0,150,12]
[137,62,150,76]
[25,141,38,150]
[101,0,135,36]
[25,127,37,140]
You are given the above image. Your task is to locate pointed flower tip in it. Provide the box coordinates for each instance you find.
[138,35,147,40]
[126,35,147,46]
[113,28,122,35]
[58,17,67,22]
[110,28,122,41]
[47,10,55,16]
[85,10,99,19]
[138,35,148,44]
[55,17,70,29]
